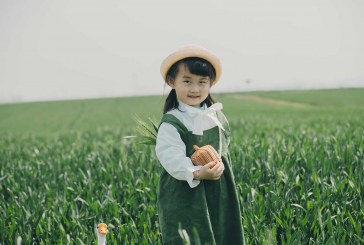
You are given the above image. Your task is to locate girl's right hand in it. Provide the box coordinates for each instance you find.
[198,160,225,180]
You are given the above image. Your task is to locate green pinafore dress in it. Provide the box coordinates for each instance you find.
[157,111,245,245]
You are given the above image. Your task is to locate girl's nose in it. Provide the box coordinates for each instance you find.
[190,84,199,92]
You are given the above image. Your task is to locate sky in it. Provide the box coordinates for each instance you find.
[0,0,363,103]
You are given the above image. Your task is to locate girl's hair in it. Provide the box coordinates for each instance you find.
[163,57,216,114]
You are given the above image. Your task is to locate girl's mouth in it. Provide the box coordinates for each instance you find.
[188,95,200,99]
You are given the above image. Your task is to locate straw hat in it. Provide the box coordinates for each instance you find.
[160,44,222,85]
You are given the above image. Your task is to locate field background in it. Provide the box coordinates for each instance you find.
[0,88,363,244]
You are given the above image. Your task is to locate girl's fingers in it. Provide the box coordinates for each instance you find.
[211,160,221,171]
[203,161,225,180]
[204,161,216,169]
[217,168,224,177]
[211,164,224,179]
[213,162,225,172]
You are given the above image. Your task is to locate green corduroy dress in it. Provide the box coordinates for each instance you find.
[157,111,245,245]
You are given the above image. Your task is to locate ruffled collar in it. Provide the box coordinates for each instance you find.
[177,99,225,135]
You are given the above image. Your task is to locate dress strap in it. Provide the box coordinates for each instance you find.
[158,114,189,145]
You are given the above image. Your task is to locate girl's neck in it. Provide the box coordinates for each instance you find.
[178,99,205,110]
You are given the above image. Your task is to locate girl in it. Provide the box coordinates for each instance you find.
[156,45,245,245]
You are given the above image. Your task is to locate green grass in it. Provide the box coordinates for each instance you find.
[0,88,363,244]
[0,95,164,136]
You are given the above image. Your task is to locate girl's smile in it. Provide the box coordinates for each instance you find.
[168,64,211,108]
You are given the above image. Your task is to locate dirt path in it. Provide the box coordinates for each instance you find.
[232,94,313,108]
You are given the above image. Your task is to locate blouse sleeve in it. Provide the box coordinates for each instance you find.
[155,122,202,188]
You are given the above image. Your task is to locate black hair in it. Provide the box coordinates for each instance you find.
[163,57,216,114]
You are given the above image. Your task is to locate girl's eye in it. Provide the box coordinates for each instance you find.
[183,80,190,83]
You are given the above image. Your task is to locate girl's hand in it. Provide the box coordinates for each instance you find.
[195,160,225,180]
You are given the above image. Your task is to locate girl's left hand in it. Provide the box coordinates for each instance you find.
[210,160,225,179]
[198,160,225,180]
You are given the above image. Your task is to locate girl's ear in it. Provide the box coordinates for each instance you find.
[166,76,175,88]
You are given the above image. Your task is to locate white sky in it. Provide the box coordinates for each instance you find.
[0,0,363,103]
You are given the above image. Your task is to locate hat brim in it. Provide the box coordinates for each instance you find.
[160,45,221,85]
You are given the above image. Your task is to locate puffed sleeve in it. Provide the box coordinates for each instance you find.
[155,122,202,188]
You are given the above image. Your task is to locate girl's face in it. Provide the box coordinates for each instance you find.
[168,64,211,108]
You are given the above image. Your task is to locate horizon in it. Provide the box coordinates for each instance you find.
[1,86,362,106]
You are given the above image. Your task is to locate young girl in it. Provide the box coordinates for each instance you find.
[155,45,245,245]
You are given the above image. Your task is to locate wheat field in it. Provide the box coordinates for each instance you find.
[0,88,363,244]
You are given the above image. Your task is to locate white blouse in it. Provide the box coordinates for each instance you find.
[155,100,225,188]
